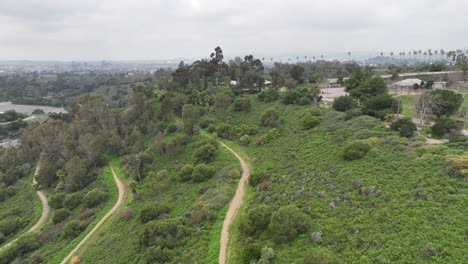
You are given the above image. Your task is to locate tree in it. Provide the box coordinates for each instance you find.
[290,65,305,83]
[240,205,272,236]
[415,92,438,125]
[83,188,107,208]
[349,76,387,102]
[193,144,216,164]
[192,164,215,182]
[269,205,310,243]
[182,104,200,135]
[344,67,372,93]
[431,118,461,138]
[332,96,355,112]
[233,98,251,112]
[269,70,284,89]
[429,89,463,118]
[65,156,90,191]
[391,118,417,137]
[362,94,399,120]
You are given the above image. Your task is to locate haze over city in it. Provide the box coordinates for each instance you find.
[1,0,468,60]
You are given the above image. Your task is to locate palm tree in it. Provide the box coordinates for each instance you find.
[418,50,422,61]
[270,57,273,63]
[402,52,406,64]
[288,58,291,63]
[434,49,438,62]
[440,49,445,61]
[348,51,351,61]
[424,51,428,62]
[304,55,308,62]
[321,55,324,60]
[296,56,299,62]
[390,51,394,62]
[313,56,316,62]
[413,50,418,63]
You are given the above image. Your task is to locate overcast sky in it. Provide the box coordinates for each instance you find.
[0,0,466,61]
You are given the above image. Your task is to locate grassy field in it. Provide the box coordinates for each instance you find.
[207,96,467,263]
[78,134,239,264]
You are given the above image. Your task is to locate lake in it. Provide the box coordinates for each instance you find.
[0,102,66,114]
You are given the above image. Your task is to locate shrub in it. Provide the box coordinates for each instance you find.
[344,108,362,120]
[139,219,191,249]
[199,118,214,129]
[260,109,280,127]
[179,164,194,182]
[282,89,302,105]
[61,220,85,238]
[249,171,267,187]
[64,192,83,210]
[240,243,262,263]
[240,135,250,145]
[0,216,20,236]
[49,193,66,209]
[268,205,310,243]
[298,96,312,105]
[343,140,372,160]
[431,118,460,138]
[260,128,280,144]
[333,96,355,112]
[391,118,417,137]
[233,98,251,112]
[52,209,71,224]
[216,123,233,139]
[83,189,107,208]
[207,124,216,133]
[240,205,272,235]
[362,94,399,120]
[303,248,342,264]
[302,114,321,130]
[140,202,170,223]
[192,164,215,182]
[192,144,216,164]
[258,89,280,102]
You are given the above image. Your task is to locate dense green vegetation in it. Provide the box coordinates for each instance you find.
[0,47,466,264]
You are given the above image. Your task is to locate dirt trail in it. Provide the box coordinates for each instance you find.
[60,163,125,264]
[218,141,250,264]
[0,162,50,251]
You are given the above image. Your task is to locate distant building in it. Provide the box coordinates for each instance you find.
[390,78,423,94]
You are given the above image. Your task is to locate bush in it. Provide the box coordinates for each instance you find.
[343,140,372,160]
[64,192,83,210]
[298,96,312,105]
[333,96,355,112]
[49,193,66,209]
[391,118,417,137]
[240,243,262,263]
[260,109,280,127]
[431,118,460,138]
[268,205,310,243]
[282,89,302,105]
[61,220,85,238]
[259,128,280,145]
[233,98,251,112]
[52,208,71,224]
[258,89,280,102]
[249,171,267,187]
[344,108,362,120]
[199,118,214,129]
[362,94,399,120]
[83,188,107,208]
[140,202,170,223]
[240,205,272,235]
[216,123,233,139]
[240,135,250,145]
[192,164,215,182]
[179,164,194,182]
[192,144,216,164]
[302,114,321,130]
[207,124,216,133]
[303,248,342,264]
[139,219,191,249]
[0,216,20,236]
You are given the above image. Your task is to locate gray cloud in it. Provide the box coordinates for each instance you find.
[0,0,467,60]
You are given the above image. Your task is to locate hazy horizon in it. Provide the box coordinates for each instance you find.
[1,0,467,61]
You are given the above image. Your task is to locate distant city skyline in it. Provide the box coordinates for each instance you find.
[1,0,467,60]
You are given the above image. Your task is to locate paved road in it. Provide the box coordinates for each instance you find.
[60,163,126,264]
[218,141,250,264]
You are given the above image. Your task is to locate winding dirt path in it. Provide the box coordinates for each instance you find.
[60,163,125,264]
[218,141,250,264]
[0,162,50,251]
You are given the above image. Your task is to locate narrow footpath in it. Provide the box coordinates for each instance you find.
[60,163,125,264]
[218,140,250,264]
[0,162,50,251]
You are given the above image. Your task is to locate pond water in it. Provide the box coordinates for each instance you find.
[0,102,66,114]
